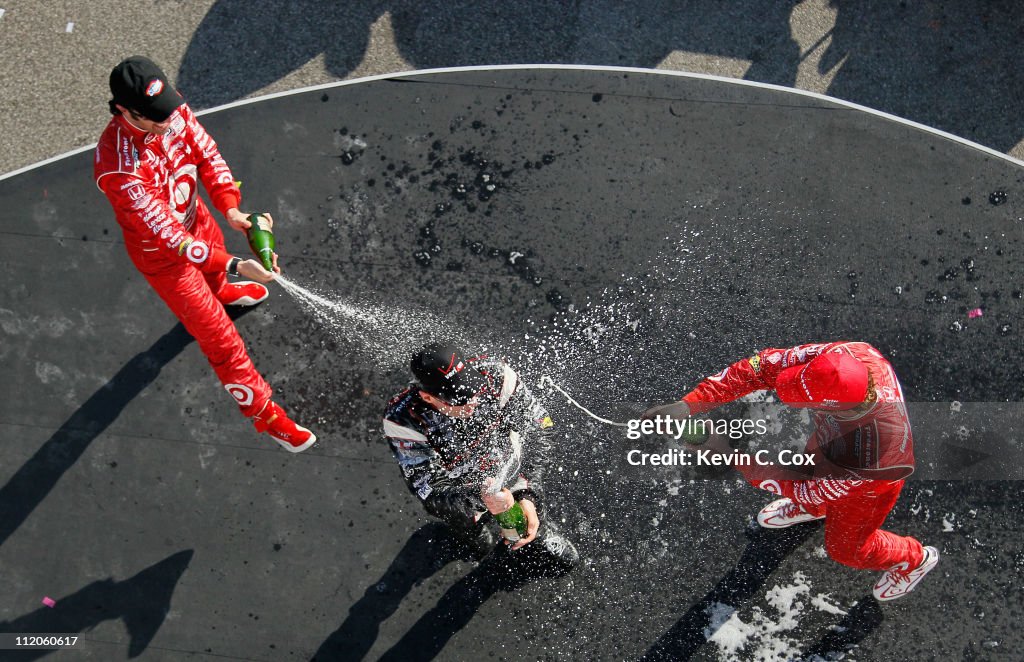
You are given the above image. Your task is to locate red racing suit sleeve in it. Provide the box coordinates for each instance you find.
[179,104,241,217]
[682,342,838,414]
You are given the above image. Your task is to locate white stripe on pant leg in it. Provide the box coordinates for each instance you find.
[225,384,254,407]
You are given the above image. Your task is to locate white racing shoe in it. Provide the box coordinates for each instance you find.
[541,531,580,567]
[873,546,940,601]
[756,497,826,529]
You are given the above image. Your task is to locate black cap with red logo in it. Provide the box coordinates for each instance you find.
[109,56,184,121]
[411,342,487,404]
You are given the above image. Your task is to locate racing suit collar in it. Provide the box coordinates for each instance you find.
[115,113,163,143]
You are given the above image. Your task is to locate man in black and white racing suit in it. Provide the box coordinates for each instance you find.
[383,342,578,566]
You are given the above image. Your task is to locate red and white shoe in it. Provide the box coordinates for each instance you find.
[217,281,269,306]
[873,546,939,601]
[252,401,317,453]
[756,498,826,529]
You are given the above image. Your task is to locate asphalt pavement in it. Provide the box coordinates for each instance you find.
[1,0,1022,176]
[0,67,1021,660]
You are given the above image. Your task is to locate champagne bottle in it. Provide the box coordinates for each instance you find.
[492,502,529,541]
[679,418,710,446]
[246,213,275,271]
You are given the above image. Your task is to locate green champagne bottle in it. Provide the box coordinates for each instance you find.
[493,502,529,541]
[246,213,275,271]
[679,418,710,446]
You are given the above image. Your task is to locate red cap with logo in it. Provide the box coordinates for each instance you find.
[774,352,869,410]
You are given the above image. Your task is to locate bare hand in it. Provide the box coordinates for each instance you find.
[226,209,274,233]
[237,252,281,275]
[641,400,691,421]
[510,498,540,550]
[481,481,515,514]
[225,208,250,231]
[236,258,278,283]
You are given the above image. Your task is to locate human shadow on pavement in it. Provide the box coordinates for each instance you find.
[801,594,884,659]
[823,0,1024,153]
[0,307,257,551]
[641,522,821,661]
[180,1,1023,155]
[178,0,800,108]
[0,323,193,550]
[311,522,477,661]
[0,549,194,660]
[377,539,571,661]
[312,522,571,661]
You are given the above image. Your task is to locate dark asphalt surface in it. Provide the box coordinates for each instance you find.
[0,68,1022,660]
[1,1,1023,176]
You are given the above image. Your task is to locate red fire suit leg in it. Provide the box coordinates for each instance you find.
[131,204,272,418]
[737,463,924,571]
[820,480,923,571]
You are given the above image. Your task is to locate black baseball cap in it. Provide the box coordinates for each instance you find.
[109,56,184,121]
[411,343,487,405]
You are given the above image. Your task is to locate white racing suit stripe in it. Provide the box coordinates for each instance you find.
[499,364,518,408]
[383,418,429,442]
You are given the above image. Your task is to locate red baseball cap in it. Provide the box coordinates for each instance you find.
[775,352,869,410]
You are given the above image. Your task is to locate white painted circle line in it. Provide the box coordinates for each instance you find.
[2,64,1021,181]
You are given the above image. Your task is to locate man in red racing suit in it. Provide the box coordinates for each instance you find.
[94,56,315,452]
[645,341,938,601]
